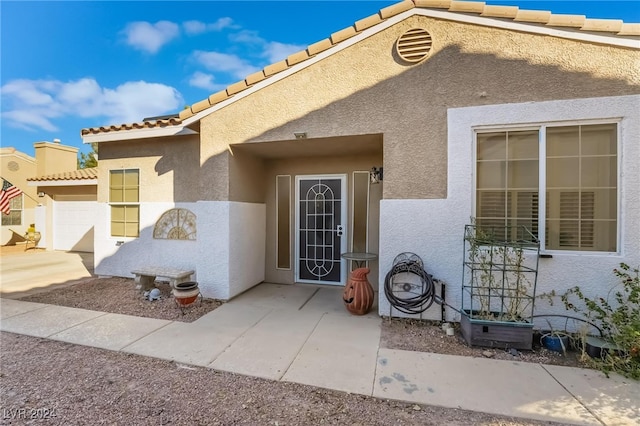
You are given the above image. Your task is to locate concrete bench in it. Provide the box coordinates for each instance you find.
[131,266,195,291]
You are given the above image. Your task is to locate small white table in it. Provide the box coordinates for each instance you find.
[341,252,378,269]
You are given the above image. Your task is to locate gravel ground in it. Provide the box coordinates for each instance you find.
[0,333,570,425]
[1,277,582,425]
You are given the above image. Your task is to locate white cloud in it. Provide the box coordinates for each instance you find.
[188,72,223,91]
[122,21,180,54]
[263,41,305,63]
[1,78,184,131]
[228,30,264,45]
[228,30,305,63]
[192,50,260,79]
[183,17,235,35]
[2,110,59,132]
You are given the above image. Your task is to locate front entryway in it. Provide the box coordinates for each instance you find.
[295,175,347,285]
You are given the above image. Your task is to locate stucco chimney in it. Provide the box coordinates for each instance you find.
[34,140,78,176]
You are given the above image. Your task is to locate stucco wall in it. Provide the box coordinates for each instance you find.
[379,95,640,325]
[228,202,266,299]
[97,135,200,203]
[94,202,199,281]
[199,14,638,202]
[94,200,265,300]
[34,142,77,176]
[0,149,38,243]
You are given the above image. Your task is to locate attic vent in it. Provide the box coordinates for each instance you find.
[396,28,432,63]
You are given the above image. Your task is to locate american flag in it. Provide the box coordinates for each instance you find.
[1,179,23,215]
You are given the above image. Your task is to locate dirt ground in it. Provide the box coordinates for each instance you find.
[1,275,582,425]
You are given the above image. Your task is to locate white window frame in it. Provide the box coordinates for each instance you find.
[473,119,621,255]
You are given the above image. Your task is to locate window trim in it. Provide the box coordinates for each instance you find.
[350,171,370,253]
[473,119,621,255]
[1,194,23,226]
[109,169,140,239]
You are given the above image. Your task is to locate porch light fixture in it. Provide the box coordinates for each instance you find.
[37,191,45,198]
[294,132,307,139]
[370,167,383,184]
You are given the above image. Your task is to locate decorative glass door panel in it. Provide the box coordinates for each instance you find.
[296,176,347,285]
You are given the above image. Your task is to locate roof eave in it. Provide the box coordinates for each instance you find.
[84,5,640,141]
[81,125,197,144]
[27,179,98,187]
[180,7,639,128]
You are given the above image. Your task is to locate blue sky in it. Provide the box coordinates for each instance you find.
[2,0,639,158]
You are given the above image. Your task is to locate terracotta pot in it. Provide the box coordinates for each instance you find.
[173,281,200,306]
[343,267,374,315]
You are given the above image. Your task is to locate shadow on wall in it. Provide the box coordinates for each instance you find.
[3,229,27,246]
[95,222,199,284]
[95,42,637,296]
[69,227,94,253]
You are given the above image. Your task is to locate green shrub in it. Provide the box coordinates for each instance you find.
[557,263,640,379]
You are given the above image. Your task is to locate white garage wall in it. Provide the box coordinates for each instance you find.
[52,201,97,252]
[379,95,640,326]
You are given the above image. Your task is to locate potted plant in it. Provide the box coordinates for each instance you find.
[460,223,540,350]
[539,320,571,355]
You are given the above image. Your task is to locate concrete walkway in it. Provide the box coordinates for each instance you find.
[0,249,637,425]
[1,282,638,426]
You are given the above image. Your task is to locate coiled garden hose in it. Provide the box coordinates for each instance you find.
[384,253,443,314]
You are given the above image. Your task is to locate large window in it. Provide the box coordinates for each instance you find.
[1,195,22,226]
[476,123,617,252]
[109,169,139,237]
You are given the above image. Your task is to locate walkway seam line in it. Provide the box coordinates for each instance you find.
[298,288,320,310]
[205,307,274,366]
[45,309,110,338]
[370,341,382,397]
[279,312,326,381]
[118,320,176,351]
[539,363,607,426]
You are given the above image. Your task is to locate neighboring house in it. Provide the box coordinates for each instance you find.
[1,140,97,253]
[1,148,38,244]
[27,167,98,252]
[82,0,639,321]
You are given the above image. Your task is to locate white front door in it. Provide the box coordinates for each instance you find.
[295,175,347,285]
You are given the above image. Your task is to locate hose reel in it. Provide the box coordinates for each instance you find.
[384,252,443,315]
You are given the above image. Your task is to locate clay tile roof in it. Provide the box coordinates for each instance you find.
[81,0,639,138]
[27,167,98,182]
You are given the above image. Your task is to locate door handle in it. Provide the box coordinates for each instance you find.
[336,225,344,237]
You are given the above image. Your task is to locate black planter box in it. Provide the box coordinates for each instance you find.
[460,312,533,350]
[584,336,624,359]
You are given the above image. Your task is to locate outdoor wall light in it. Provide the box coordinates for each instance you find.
[294,132,307,139]
[370,167,383,184]
[37,191,45,198]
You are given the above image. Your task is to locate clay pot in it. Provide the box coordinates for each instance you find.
[343,267,374,315]
[173,281,200,306]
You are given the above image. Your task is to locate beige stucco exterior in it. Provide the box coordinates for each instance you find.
[193,15,638,201]
[0,149,38,244]
[2,141,101,252]
[94,9,639,293]
[34,142,78,177]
